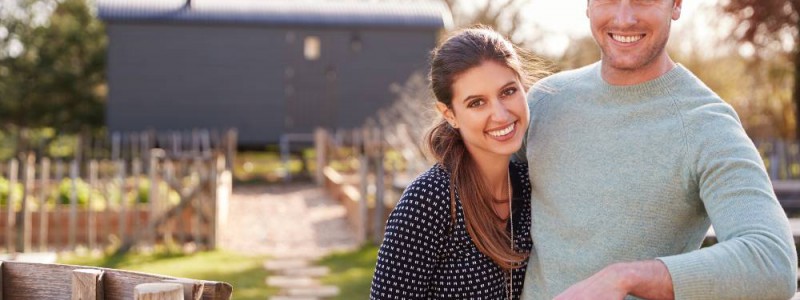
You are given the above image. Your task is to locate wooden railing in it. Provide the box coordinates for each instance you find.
[0,260,232,299]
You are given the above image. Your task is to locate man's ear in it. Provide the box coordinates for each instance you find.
[672,0,682,20]
[436,102,457,127]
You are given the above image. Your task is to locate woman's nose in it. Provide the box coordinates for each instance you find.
[490,100,512,122]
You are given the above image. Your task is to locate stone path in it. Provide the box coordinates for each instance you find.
[220,183,359,299]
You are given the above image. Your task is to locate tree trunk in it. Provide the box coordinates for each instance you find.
[795,28,800,140]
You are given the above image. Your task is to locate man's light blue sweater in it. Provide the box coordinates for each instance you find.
[521,62,797,299]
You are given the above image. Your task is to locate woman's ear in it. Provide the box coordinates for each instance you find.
[436,102,457,128]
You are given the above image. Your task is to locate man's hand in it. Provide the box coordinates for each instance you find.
[553,260,674,300]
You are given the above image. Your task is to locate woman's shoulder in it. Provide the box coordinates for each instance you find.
[398,164,450,210]
[404,164,451,192]
[392,164,453,226]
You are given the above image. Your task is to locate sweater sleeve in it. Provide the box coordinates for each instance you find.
[657,101,797,300]
[369,169,452,299]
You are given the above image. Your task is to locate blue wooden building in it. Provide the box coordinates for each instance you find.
[98,0,451,146]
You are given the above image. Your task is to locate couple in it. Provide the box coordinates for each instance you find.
[371,0,797,299]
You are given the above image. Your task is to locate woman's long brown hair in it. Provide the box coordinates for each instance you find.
[424,27,549,270]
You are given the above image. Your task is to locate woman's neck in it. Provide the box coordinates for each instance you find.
[472,153,511,199]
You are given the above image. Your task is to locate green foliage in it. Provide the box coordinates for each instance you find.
[53,177,106,207]
[58,250,275,300]
[0,177,24,207]
[0,0,107,131]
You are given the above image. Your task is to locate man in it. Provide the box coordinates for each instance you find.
[521,0,797,299]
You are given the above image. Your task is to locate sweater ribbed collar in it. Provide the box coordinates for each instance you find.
[591,62,689,98]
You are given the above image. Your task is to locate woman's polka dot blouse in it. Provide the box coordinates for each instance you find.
[370,161,532,299]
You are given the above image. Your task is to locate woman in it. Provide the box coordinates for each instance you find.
[369,27,548,299]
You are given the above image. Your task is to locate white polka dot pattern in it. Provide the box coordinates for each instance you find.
[370,162,532,299]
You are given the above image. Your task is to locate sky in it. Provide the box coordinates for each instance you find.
[523,0,721,56]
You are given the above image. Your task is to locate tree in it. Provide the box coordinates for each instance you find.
[720,0,800,138]
[0,0,107,133]
[440,0,545,48]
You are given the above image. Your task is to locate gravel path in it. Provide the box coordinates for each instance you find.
[219,183,359,258]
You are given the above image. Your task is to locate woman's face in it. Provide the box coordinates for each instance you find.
[438,60,529,162]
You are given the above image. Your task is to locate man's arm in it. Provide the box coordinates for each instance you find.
[556,102,797,300]
[554,260,673,300]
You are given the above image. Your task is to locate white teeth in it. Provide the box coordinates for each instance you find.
[611,34,643,43]
[488,123,515,137]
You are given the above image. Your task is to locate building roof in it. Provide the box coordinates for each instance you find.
[97,0,452,29]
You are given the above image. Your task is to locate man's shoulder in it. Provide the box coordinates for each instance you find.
[670,65,736,118]
[536,62,597,89]
[530,62,598,102]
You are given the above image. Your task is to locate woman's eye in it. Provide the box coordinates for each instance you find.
[502,87,517,97]
[467,99,484,108]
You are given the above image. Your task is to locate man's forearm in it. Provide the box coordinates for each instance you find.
[553,260,675,300]
[617,260,674,300]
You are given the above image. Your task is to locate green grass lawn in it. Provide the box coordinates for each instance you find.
[56,244,380,300]
[317,244,379,300]
[58,250,275,300]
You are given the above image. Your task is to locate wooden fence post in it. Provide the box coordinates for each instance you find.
[71,269,104,300]
[69,160,79,250]
[373,127,386,245]
[163,160,175,246]
[225,129,237,173]
[134,283,183,300]
[117,160,127,243]
[55,160,65,250]
[88,160,98,250]
[39,157,50,252]
[6,159,18,253]
[20,153,34,253]
[148,149,162,248]
[314,128,327,186]
[356,130,368,245]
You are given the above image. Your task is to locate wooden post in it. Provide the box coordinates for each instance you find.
[314,128,327,186]
[225,129,237,173]
[147,149,162,248]
[370,126,384,244]
[69,160,79,250]
[112,132,121,161]
[134,283,183,300]
[20,153,34,253]
[163,160,175,246]
[88,160,98,250]
[356,130,368,244]
[55,159,65,250]
[6,159,18,253]
[373,127,386,245]
[161,278,204,300]
[117,160,127,242]
[191,159,202,248]
[39,157,50,252]
[209,154,226,250]
[200,130,211,159]
[71,269,104,300]
[132,158,142,242]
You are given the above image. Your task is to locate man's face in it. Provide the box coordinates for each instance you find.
[587,0,682,75]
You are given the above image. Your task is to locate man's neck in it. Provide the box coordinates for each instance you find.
[601,55,677,86]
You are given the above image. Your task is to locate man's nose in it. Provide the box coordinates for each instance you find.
[612,1,638,27]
